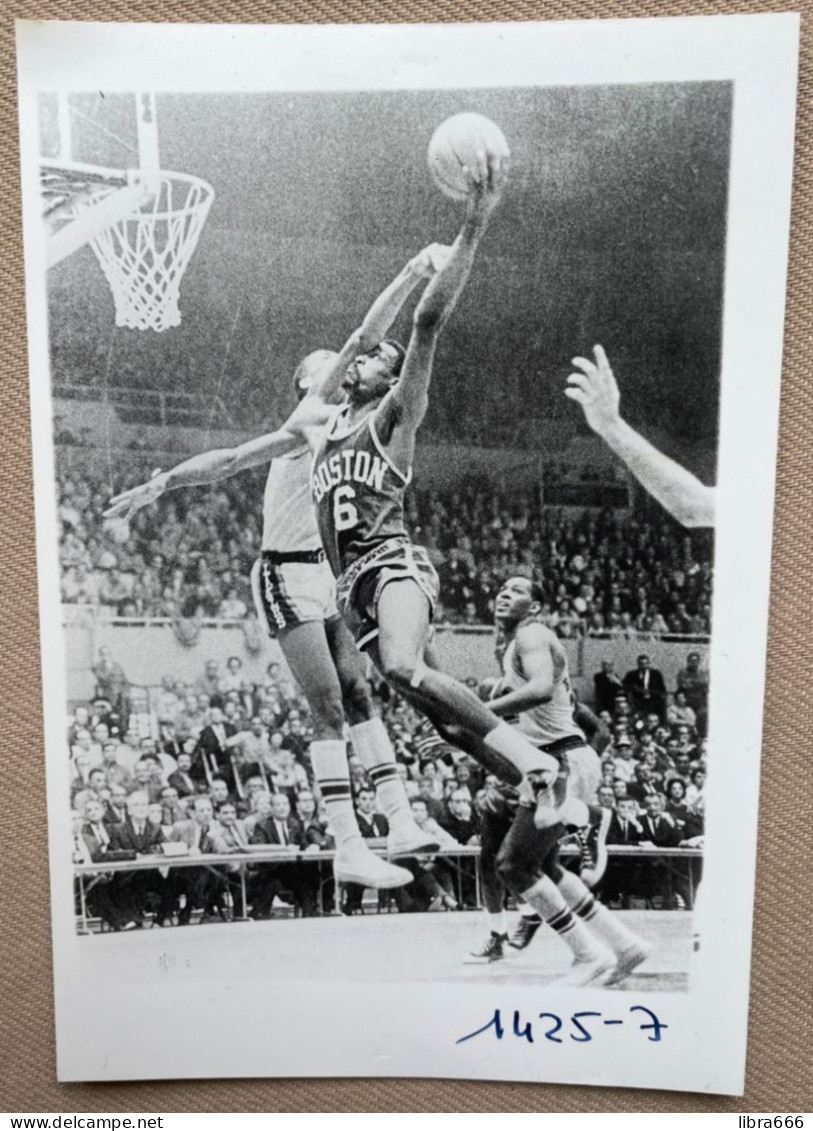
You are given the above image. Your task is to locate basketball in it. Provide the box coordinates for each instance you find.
[427,113,510,200]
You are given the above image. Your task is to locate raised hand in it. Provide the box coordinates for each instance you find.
[410,243,454,279]
[104,471,166,521]
[565,345,622,436]
[464,148,508,219]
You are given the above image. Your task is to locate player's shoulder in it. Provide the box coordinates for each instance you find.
[515,619,556,651]
[285,395,334,450]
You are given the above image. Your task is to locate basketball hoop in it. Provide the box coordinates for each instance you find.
[81,171,215,332]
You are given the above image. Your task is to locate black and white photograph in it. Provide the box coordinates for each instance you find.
[16,17,798,1092]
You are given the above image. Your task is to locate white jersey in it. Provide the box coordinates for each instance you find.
[261,446,321,553]
[500,626,584,747]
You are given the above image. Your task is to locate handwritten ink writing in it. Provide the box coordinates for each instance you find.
[456,1005,668,1047]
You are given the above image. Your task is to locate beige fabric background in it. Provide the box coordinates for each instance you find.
[1,3,810,1113]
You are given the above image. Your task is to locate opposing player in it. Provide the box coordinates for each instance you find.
[565,345,716,528]
[298,153,564,802]
[468,575,651,985]
[106,247,452,891]
[566,345,714,967]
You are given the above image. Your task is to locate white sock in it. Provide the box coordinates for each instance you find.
[487,910,508,935]
[522,875,605,961]
[350,717,414,831]
[309,739,360,848]
[517,901,540,920]
[484,722,559,778]
[556,869,642,954]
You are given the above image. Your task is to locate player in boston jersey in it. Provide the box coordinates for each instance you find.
[105,246,450,892]
[467,575,651,985]
[296,154,564,803]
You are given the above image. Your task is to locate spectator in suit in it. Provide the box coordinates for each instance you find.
[91,646,130,731]
[99,741,133,792]
[108,790,172,925]
[72,767,111,814]
[167,749,198,799]
[438,789,479,908]
[158,785,187,829]
[167,795,231,924]
[215,800,251,916]
[208,777,235,809]
[193,706,241,790]
[637,793,687,910]
[596,785,616,810]
[158,721,186,764]
[603,796,644,908]
[78,798,136,931]
[623,654,667,719]
[594,659,625,715]
[106,783,129,827]
[243,791,274,840]
[342,787,390,914]
[415,776,446,823]
[627,764,664,810]
[250,793,318,918]
[440,790,480,846]
[677,651,709,716]
[235,716,272,781]
[132,756,166,803]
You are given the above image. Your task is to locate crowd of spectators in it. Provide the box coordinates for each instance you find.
[57,458,713,635]
[72,643,706,932]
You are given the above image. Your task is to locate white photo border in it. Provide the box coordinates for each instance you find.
[16,14,800,1093]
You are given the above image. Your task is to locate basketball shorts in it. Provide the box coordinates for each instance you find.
[336,536,440,651]
[529,738,600,827]
[251,550,338,637]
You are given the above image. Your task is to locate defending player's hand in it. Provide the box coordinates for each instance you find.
[565,344,622,436]
[104,470,167,520]
[409,243,454,279]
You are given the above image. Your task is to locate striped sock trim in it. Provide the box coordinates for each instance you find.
[547,908,576,935]
[368,763,400,786]
[573,893,597,920]
[321,780,352,801]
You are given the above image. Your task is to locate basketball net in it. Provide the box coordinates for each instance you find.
[76,171,215,332]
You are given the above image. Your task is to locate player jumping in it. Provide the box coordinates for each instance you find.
[106,247,453,891]
[292,152,564,812]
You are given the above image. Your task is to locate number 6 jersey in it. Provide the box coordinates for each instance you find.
[311,405,412,580]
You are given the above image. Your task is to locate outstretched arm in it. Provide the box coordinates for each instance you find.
[384,153,507,429]
[310,244,452,405]
[104,428,301,520]
[565,345,716,529]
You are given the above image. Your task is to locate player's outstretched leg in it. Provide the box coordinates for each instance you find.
[373,580,559,787]
[555,870,652,984]
[496,808,615,986]
[324,614,438,856]
[279,621,410,890]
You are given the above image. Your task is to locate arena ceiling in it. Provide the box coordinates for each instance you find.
[45,83,730,446]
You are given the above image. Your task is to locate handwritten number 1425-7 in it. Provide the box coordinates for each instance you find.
[456,1006,667,1045]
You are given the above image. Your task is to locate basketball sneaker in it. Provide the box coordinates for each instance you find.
[464,931,508,964]
[507,913,543,951]
[559,949,616,987]
[386,822,440,858]
[605,940,653,985]
[334,839,412,889]
[578,805,611,889]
